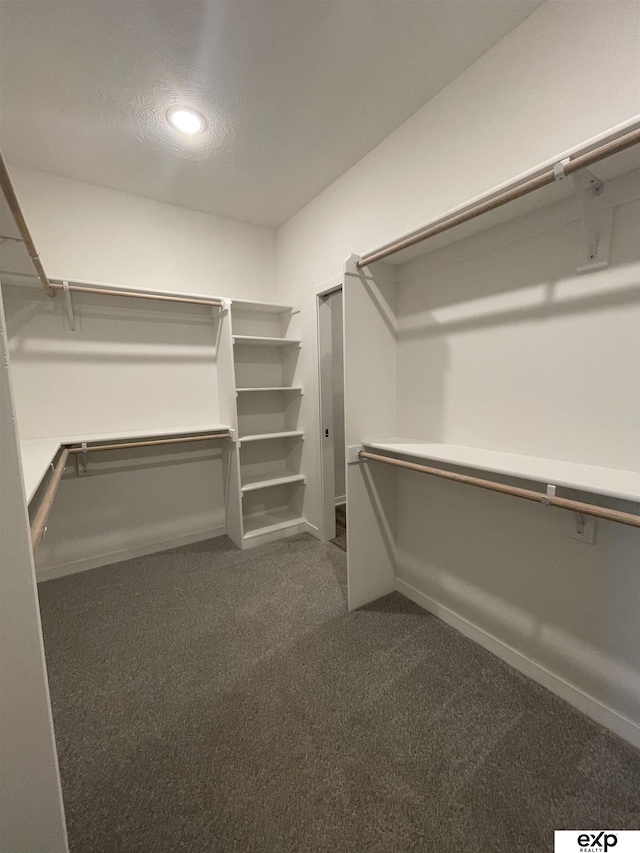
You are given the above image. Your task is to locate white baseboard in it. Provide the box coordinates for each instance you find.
[395,577,640,750]
[36,526,226,583]
[335,496,346,507]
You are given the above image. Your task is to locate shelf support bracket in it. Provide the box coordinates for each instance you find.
[555,161,612,274]
[572,168,602,263]
[62,280,76,331]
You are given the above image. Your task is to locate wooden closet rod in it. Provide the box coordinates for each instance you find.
[66,432,231,454]
[360,451,640,529]
[356,125,640,268]
[0,149,56,297]
[30,448,69,551]
[49,282,224,308]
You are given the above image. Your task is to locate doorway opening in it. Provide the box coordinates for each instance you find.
[317,285,346,551]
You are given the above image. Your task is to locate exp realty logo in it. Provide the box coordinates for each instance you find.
[555,831,640,852]
[577,833,620,851]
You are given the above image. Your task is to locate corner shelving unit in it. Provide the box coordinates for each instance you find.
[224,299,306,548]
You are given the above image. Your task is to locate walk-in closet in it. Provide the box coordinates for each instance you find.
[1,2,639,852]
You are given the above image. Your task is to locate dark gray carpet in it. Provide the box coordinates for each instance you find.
[38,534,640,852]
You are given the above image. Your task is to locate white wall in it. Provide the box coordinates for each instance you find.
[276,0,640,742]
[0,298,68,852]
[9,165,277,299]
[276,0,640,535]
[35,444,226,581]
[2,281,228,577]
[2,165,278,576]
[4,284,222,440]
[393,176,640,742]
[397,186,640,471]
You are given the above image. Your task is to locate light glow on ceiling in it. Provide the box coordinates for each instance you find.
[167,107,204,135]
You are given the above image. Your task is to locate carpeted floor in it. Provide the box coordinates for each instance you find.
[38,534,640,853]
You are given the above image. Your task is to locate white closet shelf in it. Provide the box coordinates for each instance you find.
[231,299,297,314]
[242,510,306,539]
[57,424,230,446]
[5,275,226,306]
[356,124,640,266]
[241,473,306,493]
[21,438,63,503]
[236,386,303,393]
[362,438,640,503]
[21,424,231,504]
[233,335,301,347]
[239,430,304,443]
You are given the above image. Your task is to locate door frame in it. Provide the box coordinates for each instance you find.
[315,280,344,541]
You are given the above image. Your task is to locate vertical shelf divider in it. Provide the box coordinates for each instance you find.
[216,298,243,547]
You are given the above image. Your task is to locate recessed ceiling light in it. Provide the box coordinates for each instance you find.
[167,107,205,135]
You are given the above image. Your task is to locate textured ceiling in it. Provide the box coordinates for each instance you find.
[0,0,542,228]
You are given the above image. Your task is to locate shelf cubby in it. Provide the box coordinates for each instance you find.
[237,391,301,439]
[233,342,299,390]
[242,481,305,540]
[230,299,296,314]
[239,436,304,488]
[230,301,295,338]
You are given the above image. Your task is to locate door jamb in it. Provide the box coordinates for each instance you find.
[315,280,343,541]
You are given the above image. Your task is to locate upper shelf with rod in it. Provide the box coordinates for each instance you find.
[1,272,227,317]
[47,279,225,309]
[0,149,227,311]
[354,119,640,269]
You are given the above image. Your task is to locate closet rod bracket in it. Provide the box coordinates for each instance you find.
[541,484,556,506]
[348,444,364,465]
